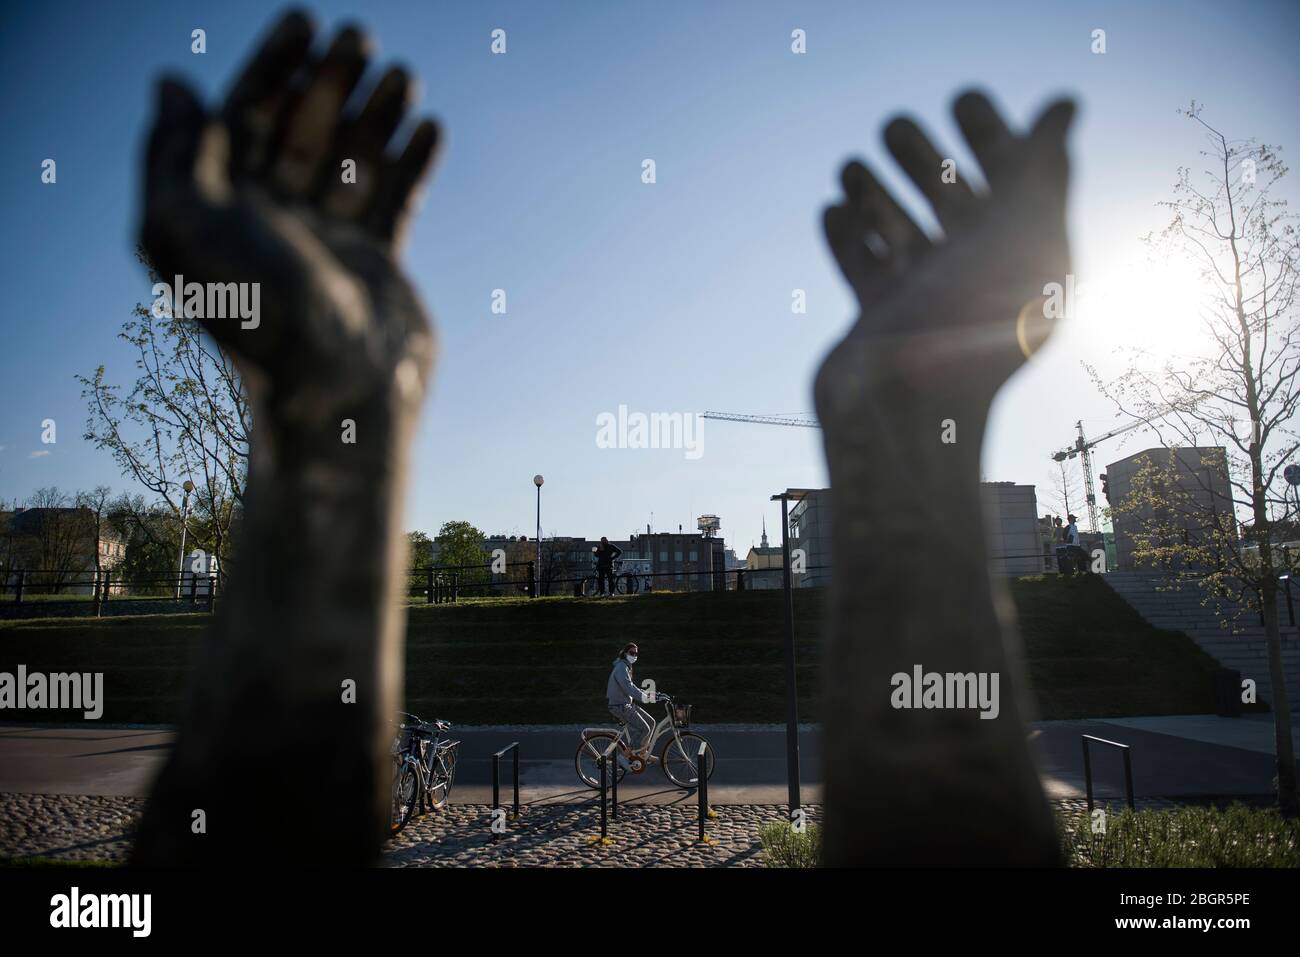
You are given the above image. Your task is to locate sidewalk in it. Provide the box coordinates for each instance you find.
[1032,714,1297,801]
[5,714,1293,866]
[2,714,1293,805]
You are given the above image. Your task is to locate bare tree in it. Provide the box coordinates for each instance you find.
[508,534,576,596]
[22,487,90,592]
[75,485,115,598]
[1089,105,1299,810]
[1044,458,1082,521]
[79,249,248,572]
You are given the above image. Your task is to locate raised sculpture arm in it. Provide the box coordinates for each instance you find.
[132,10,439,865]
[815,91,1076,865]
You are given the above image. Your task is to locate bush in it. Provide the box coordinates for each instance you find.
[1061,803,1300,868]
[758,821,822,868]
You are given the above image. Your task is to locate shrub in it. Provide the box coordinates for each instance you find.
[758,821,822,868]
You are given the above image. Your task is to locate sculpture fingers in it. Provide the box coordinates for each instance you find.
[319,67,414,221]
[842,160,930,273]
[952,90,1018,192]
[222,10,315,182]
[269,25,372,199]
[366,118,441,252]
[883,116,976,233]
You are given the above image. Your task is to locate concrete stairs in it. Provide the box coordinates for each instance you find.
[1103,571,1300,706]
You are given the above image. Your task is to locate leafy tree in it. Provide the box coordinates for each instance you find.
[435,521,485,568]
[435,521,488,591]
[110,494,188,591]
[406,530,434,569]
[79,249,247,572]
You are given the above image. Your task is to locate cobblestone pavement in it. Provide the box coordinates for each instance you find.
[0,792,140,863]
[384,802,822,868]
[0,792,1248,866]
[0,792,817,867]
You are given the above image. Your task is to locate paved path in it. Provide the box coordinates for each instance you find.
[2,714,1294,805]
[0,723,825,804]
[7,714,1291,865]
[1032,715,1294,801]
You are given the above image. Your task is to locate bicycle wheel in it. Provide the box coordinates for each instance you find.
[428,743,457,809]
[390,760,419,834]
[575,732,628,788]
[660,732,715,788]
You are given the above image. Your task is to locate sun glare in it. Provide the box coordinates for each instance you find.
[1076,257,1224,356]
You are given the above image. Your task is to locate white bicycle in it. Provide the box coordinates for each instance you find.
[575,692,715,789]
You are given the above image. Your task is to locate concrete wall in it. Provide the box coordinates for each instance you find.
[981,483,1043,576]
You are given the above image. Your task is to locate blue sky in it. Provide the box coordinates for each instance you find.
[1,0,1298,552]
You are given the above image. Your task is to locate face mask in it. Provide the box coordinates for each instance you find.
[626,655,637,665]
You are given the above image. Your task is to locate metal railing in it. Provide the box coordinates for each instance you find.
[1081,734,1135,812]
[2,544,1093,617]
[697,740,714,845]
[0,567,221,616]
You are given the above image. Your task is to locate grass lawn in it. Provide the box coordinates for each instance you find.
[1060,804,1300,867]
[0,575,1220,725]
[759,804,1300,867]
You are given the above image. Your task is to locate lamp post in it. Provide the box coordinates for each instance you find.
[175,479,194,599]
[770,488,811,820]
[533,475,544,597]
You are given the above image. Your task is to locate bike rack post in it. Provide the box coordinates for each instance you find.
[492,742,520,824]
[587,739,619,846]
[599,753,608,840]
[1082,734,1135,812]
[610,743,618,820]
[603,738,620,822]
[696,740,715,845]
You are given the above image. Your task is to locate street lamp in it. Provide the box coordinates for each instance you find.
[770,487,812,821]
[533,475,544,597]
[175,479,194,599]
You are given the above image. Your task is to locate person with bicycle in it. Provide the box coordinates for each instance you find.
[593,536,622,596]
[606,642,654,766]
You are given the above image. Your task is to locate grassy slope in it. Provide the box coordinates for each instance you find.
[0,576,1219,724]
[1013,575,1220,719]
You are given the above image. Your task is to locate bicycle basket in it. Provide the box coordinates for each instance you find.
[671,703,692,728]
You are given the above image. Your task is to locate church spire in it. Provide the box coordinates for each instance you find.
[760,516,769,549]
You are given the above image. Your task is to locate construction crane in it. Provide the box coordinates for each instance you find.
[702,411,821,428]
[1051,418,1151,533]
[707,409,1153,536]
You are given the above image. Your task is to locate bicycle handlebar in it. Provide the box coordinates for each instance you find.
[394,712,450,732]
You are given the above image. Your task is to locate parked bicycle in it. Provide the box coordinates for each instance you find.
[583,556,650,596]
[390,711,460,834]
[575,692,714,789]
